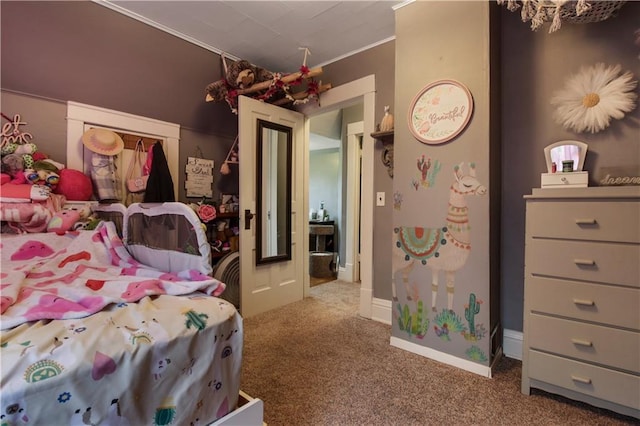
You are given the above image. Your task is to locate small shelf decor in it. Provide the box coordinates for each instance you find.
[370,130,394,177]
[550,63,638,134]
[497,0,627,33]
[408,79,473,145]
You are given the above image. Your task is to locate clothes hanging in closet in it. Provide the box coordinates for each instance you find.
[143,142,175,202]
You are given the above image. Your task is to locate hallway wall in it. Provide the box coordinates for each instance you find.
[309,148,341,226]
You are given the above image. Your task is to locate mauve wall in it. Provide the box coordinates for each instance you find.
[500,2,640,331]
[0,1,238,201]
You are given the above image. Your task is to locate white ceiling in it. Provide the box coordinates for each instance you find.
[98,1,399,150]
[100,0,403,73]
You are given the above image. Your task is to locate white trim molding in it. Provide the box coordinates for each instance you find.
[370,297,392,325]
[66,101,180,199]
[390,336,493,377]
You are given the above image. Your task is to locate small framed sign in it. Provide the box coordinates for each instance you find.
[185,156,214,198]
[408,79,473,145]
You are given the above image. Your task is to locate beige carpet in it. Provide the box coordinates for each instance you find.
[240,280,637,425]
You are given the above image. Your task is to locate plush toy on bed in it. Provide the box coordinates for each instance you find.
[1,142,38,169]
[24,160,60,189]
[47,209,81,235]
[0,173,51,202]
[1,154,25,182]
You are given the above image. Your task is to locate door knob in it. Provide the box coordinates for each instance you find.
[244,209,254,230]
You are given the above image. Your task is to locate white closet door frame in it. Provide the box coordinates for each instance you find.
[66,101,180,199]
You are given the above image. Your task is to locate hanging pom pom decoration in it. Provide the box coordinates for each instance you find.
[220,136,239,175]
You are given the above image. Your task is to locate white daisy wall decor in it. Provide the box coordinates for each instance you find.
[550,63,638,134]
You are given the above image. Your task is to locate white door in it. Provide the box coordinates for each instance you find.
[238,96,305,317]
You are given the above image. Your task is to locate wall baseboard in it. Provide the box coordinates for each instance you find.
[370,297,392,325]
[368,298,523,361]
[338,265,354,282]
[390,336,493,377]
[502,329,523,360]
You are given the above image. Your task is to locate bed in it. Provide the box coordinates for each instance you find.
[0,202,260,425]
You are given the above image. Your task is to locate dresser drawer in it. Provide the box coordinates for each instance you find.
[528,350,640,410]
[526,200,640,243]
[527,277,640,330]
[528,314,640,373]
[526,239,640,288]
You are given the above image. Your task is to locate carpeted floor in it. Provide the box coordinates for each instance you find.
[240,280,637,425]
[310,275,335,287]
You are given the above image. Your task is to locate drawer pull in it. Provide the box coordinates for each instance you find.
[571,338,593,347]
[571,375,592,385]
[572,298,595,306]
[575,218,597,225]
[574,258,595,266]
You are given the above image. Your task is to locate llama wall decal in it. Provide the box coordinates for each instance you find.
[392,162,486,312]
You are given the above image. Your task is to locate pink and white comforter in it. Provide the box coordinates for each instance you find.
[0,221,225,330]
[0,222,242,425]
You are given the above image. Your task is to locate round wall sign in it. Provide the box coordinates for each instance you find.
[408,79,473,145]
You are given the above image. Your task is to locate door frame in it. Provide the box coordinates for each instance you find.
[66,101,180,198]
[300,75,376,319]
[338,121,363,284]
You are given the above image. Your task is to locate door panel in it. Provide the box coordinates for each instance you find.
[238,96,305,317]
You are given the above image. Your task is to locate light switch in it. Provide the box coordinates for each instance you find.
[376,192,385,206]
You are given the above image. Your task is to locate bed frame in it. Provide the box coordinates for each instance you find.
[212,391,264,425]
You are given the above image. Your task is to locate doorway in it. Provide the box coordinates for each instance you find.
[300,75,376,319]
[308,110,363,288]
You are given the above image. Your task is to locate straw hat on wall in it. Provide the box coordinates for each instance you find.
[81,128,124,156]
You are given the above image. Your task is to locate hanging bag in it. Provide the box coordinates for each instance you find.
[126,139,148,193]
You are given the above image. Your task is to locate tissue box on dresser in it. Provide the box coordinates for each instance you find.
[541,171,588,188]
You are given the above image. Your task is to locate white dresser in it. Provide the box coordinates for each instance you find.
[522,187,640,419]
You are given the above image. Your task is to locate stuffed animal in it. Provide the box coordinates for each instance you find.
[24,160,60,189]
[1,142,38,169]
[47,209,81,235]
[225,60,273,90]
[205,59,274,102]
[205,80,229,103]
[0,173,51,202]
[1,154,25,181]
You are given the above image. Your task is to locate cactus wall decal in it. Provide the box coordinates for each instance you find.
[416,155,442,188]
[465,293,480,337]
[433,308,465,341]
[396,300,430,339]
[465,345,488,363]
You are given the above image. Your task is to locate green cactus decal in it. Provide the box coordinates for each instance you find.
[433,308,466,341]
[465,293,480,338]
[398,304,411,332]
[183,309,209,332]
[426,159,442,187]
[396,300,430,339]
[465,345,488,363]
